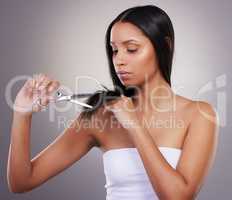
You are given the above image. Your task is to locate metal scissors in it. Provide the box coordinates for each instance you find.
[55,91,94,108]
[54,83,109,109]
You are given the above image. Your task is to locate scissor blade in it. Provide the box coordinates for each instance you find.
[71,93,94,99]
[69,99,93,108]
[56,95,71,102]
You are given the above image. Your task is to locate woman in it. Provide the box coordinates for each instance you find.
[7,5,218,200]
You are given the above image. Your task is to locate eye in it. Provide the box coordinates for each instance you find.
[112,49,118,55]
[111,48,137,56]
[127,49,137,53]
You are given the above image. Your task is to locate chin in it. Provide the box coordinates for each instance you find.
[121,80,140,88]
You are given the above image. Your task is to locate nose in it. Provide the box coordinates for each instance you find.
[114,50,127,67]
[115,60,126,68]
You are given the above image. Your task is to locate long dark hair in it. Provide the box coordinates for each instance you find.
[79,4,175,120]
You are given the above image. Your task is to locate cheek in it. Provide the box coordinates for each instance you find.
[131,47,157,76]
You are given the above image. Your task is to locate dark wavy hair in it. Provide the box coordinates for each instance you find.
[79,4,175,120]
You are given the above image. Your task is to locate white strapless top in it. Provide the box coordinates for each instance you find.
[103,147,182,200]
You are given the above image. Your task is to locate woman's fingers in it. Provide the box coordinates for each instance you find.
[38,78,52,91]
[40,81,60,106]
[14,73,61,114]
[39,96,50,107]
[30,74,60,110]
[47,80,60,94]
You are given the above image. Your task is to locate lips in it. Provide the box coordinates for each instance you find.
[116,71,132,81]
[116,70,132,75]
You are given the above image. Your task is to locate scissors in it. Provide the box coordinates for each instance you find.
[55,83,110,109]
[55,91,94,108]
[54,82,110,109]
[34,83,109,109]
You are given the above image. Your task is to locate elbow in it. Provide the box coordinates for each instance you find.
[8,183,34,194]
[182,189,199,200]
[7,169,35,193]
[179,193,196,200]
[157,182,197,200]
[8,183,26,194]
[161,192,195,200]
[9,187,26,194]
[7,175,21,193]
[7,177,33,194]
[155,174,200,199]
[162,187,197,200]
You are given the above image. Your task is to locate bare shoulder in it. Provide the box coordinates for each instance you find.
[173,95,219,142]
[189,99,218,125]
[174,94,194,111]
[174,94,218,120]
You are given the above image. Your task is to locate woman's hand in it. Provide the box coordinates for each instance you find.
[13,74,60,115]
[104,94,141,132]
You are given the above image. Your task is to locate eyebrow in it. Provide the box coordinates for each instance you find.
[110,39,139,45]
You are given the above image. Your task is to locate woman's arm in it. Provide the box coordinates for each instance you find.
[128,101,219,200]
[7,112,33,193]
[7,111,97,193]
[7,74,98,193]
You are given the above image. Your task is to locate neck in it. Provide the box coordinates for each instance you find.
[132,71,175,114]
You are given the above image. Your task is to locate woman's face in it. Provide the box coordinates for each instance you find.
[110,22,159,87]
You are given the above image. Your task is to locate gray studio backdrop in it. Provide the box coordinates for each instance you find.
[1,0,231,199]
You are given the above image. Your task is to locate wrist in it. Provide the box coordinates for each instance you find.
[127,121,145,136]
[13,102,33,117]
[13,110,33,119]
